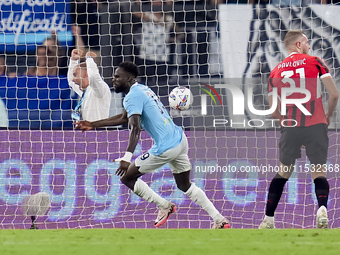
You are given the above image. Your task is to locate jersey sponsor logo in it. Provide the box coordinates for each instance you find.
[163,117,172,126]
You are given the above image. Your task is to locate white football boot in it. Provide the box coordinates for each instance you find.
[316,205,328,229]
[259,216,275,229]
[212,218,231,229]
[154,202,177,228]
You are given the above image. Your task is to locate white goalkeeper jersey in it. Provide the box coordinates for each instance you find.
[68,57,111,122]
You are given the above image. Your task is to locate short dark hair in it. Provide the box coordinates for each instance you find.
[284,30,305,49]
[119,61,139,78]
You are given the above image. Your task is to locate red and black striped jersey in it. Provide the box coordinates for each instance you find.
[268,53,331,127]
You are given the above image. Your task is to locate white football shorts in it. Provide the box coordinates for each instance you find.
[135,133,192,174]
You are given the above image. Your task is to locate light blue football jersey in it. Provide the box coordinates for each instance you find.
[123,83,183,155]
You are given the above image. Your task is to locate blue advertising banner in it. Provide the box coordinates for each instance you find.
[0,75,77,129]
[0,0,72,53]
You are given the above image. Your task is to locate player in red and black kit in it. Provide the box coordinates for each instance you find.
[259,30,339,229]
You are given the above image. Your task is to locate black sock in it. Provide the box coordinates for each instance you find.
[266,173,288,217]
[314,177,329,208]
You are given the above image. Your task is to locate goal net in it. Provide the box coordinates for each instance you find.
[0,1,339,229]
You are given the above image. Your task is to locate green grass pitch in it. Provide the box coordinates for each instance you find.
[0,229,339,255]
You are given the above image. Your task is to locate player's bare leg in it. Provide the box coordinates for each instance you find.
[259,163,294,229]
[173,170,230,229]
[120,162,175,227]
[311,165,329,229]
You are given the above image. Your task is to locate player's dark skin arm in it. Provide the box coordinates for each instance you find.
[115,114,142,176]
[126,114,142,154]
[74,111,128,132]
[92,111,128,128]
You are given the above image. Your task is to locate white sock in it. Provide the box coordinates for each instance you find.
[133,179,169,208]
[264,215,274,223]
[185,183,224,223]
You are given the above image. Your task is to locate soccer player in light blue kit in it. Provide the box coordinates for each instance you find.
[75,62,229,228]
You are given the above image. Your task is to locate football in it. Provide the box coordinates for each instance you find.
[168,86,193,110]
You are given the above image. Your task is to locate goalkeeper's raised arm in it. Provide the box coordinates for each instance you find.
[68,49,111,122]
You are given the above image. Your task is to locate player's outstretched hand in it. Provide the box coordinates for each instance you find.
[71,49,84,61]
[114,160,130,177]
[73,120,93,132]
[85,51,97,61]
